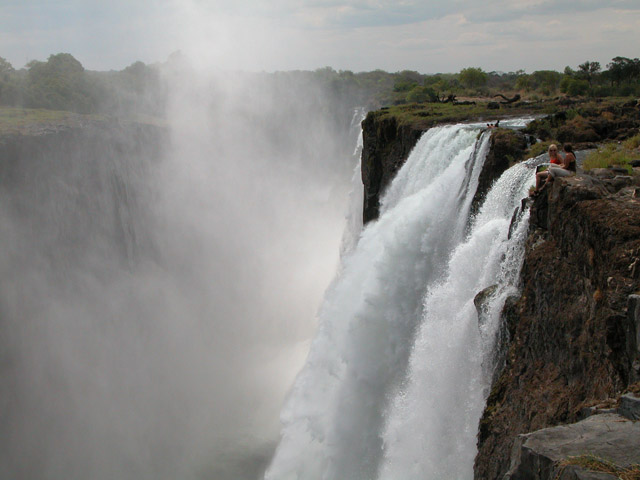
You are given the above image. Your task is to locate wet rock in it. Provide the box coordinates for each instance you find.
[472,129,528,215]
[361,114,423,223]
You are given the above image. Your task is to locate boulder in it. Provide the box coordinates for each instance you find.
[504,413,640,480]
[618,393,640,420]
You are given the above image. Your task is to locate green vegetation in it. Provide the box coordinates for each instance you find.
[556,455,640,480]
[370,102,490,129]
[1,53,640,118]
[527,140,560,159]
[582,133,640,171]
[0,107,97,135]
[459,67,488,89]
[367,97,561,130]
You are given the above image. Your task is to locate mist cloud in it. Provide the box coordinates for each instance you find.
[0,50,362,479]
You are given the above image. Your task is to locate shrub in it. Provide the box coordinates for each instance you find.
[527,140,560,158]
[406,85,438,103]
[623,134,640,150]
[567,79,589,96]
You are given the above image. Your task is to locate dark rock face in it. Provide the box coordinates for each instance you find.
[0,121,167,267]
[472,129,528,215]
[475,174,640,480]
[360,113,423,223]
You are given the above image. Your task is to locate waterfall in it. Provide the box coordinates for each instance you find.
[340,107,367,256]
[266,121,534,480]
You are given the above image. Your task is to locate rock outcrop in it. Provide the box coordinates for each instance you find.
[475,173,640,480]
[360,102,640,480]
[360,112,423,223]
[523,101,640,145]
[0,120,167,266]
[504,411,640,480]
[471,128,528,215]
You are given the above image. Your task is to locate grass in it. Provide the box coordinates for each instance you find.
[372,96,636,131]
[583,134,640,172]
[371,98,556,129]
[0,107,100,135]
[0,106,165,135]
[556,455,640,480]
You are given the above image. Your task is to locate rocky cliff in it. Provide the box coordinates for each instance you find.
[360,105,640,480]
[0,119,167,267]
[474,172,640,480]
[360,113,527,224]
[360,112,423,223]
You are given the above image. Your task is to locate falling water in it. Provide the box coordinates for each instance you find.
[266,120,535,480]
[340,107,367,256]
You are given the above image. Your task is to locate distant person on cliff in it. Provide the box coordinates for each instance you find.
[533,144,567,193]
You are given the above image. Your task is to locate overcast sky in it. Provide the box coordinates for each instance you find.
[1,0,639,73]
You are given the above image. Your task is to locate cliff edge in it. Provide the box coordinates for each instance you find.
[360,101,640,480]
[475,173,640,479]
[361,113,526,224]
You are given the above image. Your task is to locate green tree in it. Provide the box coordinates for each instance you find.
[458,67,487,89]
[406,85,438,103]
[560,77,589,96]
[530,70,562,95]
[577,61,601,86]
[0,57,14,80]
[0,57,19,106]
[606,56,640,86]
[25,53,96,113]
[515,74,531,92]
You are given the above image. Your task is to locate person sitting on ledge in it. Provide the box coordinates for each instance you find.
[533,144,574,194]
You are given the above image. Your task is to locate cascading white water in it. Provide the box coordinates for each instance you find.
[378,156,534,480]
[340,107,367,256]
[265,123,517,480]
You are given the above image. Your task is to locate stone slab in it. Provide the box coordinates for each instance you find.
[504,413,640,480]
[618,393,640,421]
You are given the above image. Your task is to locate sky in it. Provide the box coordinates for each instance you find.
[1,0,639,74]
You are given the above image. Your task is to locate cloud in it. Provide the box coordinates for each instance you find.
[1,0,640,72]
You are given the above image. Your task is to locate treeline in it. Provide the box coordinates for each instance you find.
[388,57,640,104]
[0,53,639,117]
[0,53,167,116]
[0,53,394,116]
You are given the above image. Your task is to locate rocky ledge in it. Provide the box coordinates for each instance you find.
[360,98,640,225]
[504,407,640,480]
[475,171,640,480]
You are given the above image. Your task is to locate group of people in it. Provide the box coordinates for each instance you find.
[532,143,576,195]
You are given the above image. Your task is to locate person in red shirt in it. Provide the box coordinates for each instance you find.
[534,144,566,193]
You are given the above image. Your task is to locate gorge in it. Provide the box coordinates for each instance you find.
[1,95,639,480]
